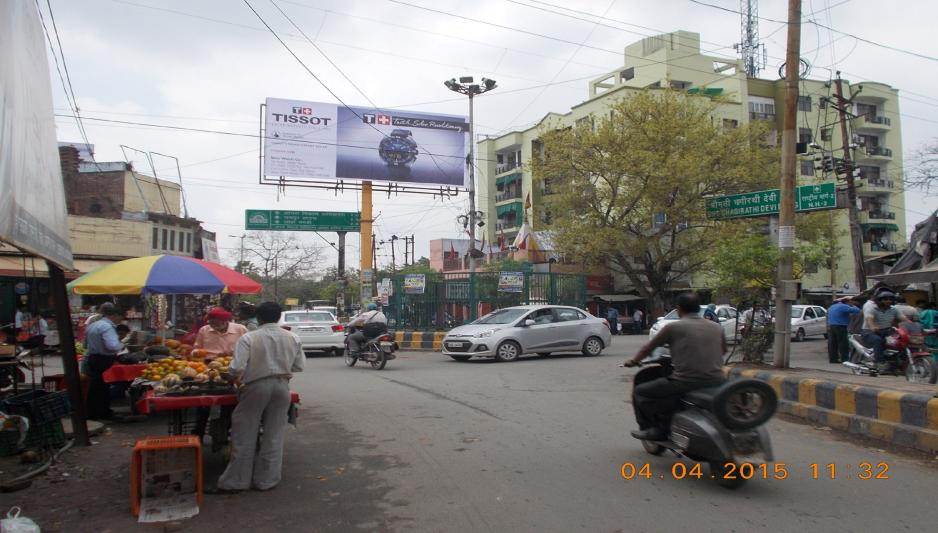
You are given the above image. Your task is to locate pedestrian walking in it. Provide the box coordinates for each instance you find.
[82,303,125,420]
[606,307,619,335]
[214,301,304,493]
[827,298,860,363]
[632,308,644,335]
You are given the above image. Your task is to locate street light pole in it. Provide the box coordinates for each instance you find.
[445,76,497,274]
[229,234,246,272]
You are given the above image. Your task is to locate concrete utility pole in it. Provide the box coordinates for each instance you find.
[833,72,867,291]
[772,0,802,369]
[361,181,374,306]
[337,231,346,317]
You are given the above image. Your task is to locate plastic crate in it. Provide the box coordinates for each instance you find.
[3,389,71,424]
[131,436,203,518]
[22,419,67,450]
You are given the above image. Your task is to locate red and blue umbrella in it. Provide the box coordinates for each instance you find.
[67,255,261,295]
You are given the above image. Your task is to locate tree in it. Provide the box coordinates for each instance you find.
[904,138,938,193]
[531,90,778,313]
[229,231,325,302]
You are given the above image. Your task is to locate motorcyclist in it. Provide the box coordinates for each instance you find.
[346,303,388,357]
[860,290,909,369]
[624,292,726,441]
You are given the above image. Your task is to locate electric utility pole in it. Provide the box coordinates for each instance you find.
[772,0,802,369]
[833,72,867,291]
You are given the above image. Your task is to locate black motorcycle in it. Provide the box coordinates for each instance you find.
[344,324,396,370]
[631,353,778,489]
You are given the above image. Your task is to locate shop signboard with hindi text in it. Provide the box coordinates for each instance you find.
[245,210,360,232]
[0,3,73,268]
[262,98,468,187]
[706,183,837,220]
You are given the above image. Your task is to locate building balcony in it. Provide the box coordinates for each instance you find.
[496,221,520,233]
[495,162,522,175]
[861,178,895,191]
[855,115,891,131]
[495,190,522,204]
[865,242,899,255]
[749,111,776,121]
[868,210,896,221]
[859,146,893,160]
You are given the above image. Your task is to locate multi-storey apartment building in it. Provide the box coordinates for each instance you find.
[477,30,906,294]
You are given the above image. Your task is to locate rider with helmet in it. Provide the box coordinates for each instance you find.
[346,303,388,357]
[861,290,909,368]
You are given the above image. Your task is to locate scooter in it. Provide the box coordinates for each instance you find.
[843,326,938,384]
[344,325,396,370]
[629,353,778,489]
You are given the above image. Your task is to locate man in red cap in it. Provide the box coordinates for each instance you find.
[195,307,247,355]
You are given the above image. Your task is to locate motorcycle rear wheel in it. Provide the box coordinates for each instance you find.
[370,349,387,370]
[906,357,938,384]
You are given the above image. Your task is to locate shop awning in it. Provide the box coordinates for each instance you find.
[594,294,643,302]
[495,173,521,187]
[860,223,899,231]
[869,262,938,285]
[0,257,112,278]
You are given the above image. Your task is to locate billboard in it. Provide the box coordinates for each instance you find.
[263,98,468,187]
[0,3,73,269]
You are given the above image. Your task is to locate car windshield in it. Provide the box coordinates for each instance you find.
[662,309,707,320]
[284,312,334,323]
[790,307,804,318]
[475,308,529,325]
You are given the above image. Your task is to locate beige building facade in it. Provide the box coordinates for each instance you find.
[477,30,906,293]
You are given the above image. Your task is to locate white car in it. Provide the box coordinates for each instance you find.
[278,310,345,356]
[649,305,740,342]
[790,305,828,342]
[313,306,338,319]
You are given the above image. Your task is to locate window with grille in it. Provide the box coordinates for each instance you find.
[798,96,812,112]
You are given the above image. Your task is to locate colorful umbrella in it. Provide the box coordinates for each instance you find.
[67,255,261,295]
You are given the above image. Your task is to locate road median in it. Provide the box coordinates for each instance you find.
[726,365,938,454]
[393,331,445,351]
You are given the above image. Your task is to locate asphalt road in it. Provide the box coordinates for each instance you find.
[282,336,938,532]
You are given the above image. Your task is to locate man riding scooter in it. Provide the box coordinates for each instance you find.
[624,292,726,441]
[346,303,389,358]
[861,291,910,372]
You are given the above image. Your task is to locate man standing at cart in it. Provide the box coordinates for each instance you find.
[83,303,125,420]
[194,307,248,356]
[214,301,304,493]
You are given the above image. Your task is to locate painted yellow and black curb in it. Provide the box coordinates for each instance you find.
[393,331,447,351]
[725,366,938,454]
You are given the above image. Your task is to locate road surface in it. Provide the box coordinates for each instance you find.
[276,336,937,532]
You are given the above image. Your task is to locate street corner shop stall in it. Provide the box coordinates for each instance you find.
[66,255,300,449]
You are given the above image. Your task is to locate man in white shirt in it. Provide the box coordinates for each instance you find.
[215,302,305,493]
[632,308,644,334]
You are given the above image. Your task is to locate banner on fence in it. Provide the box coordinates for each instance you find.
[403,274,426,295]
[498,272,524,293]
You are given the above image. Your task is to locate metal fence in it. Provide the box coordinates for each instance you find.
[386,272,587,331]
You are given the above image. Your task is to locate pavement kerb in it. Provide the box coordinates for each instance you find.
[393,331,445,351]
[725,365,938,454]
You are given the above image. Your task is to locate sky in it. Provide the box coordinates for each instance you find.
[43,0,938,272]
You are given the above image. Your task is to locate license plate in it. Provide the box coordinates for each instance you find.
[446,341,466,348]
[380,342,394,349]
[300,327,323,332]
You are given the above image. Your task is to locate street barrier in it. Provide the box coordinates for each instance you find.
[725,366,938,454]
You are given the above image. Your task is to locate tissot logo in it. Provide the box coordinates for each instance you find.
[271,112,332,126]
[292,106,313,115]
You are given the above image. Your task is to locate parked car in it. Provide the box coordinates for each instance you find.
[649,305,740,342]
[278,310,345,356]
[441,305,611,362]
[790,305,828,342]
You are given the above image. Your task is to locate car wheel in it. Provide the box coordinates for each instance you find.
[449,355,471,362]
[794,328,806,342]
[495,341,521,362]
[582,336,603,356]
[330,347,341,357]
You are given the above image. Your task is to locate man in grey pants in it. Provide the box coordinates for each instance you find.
[214,302,305,493]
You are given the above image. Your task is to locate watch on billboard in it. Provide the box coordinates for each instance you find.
[263,98,468,187]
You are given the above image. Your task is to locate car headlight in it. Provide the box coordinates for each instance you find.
[473,330,495,338]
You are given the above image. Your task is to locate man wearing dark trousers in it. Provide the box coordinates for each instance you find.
[624,292,726,440]
[82,303,125,420]
[827,298,860,363]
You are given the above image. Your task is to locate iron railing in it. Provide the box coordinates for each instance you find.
[386,272,587,331]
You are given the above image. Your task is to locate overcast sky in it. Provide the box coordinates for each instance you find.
[44,0,938,271]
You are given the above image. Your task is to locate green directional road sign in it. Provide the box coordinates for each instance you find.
[706,182,837,220]
[245,210,360,232]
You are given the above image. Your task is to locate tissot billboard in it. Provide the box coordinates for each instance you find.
[263,98,468,187]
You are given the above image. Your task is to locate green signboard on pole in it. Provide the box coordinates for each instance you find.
[245,210,360,232]
[706,182,837,220]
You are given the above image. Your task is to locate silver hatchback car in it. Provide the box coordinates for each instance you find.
[441,305,612,362]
